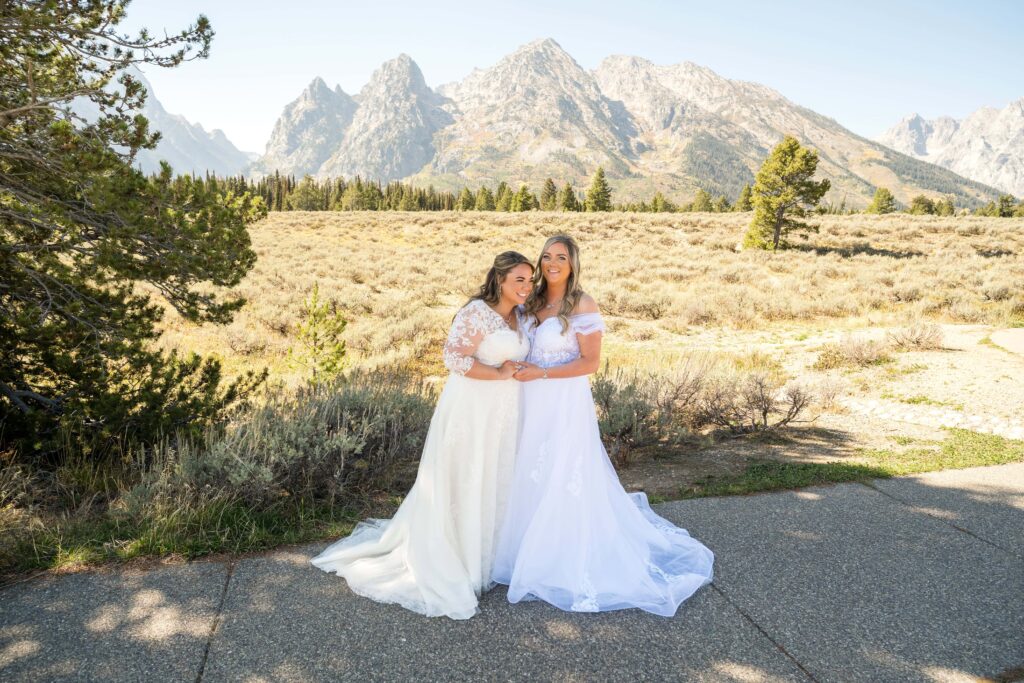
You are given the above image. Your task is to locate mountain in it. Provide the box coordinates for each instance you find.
[878,101,1024,197]
[424,39,637,186]
[318,55,452,181]
[590,55,999,206]
[253,39,1002,207]
[249,77,357,179]
[131,70,250,176]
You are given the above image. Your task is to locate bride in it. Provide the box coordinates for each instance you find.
[493,235,715,616]
[311,251,534,620]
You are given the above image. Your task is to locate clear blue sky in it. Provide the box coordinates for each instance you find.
[124,0,1024,153]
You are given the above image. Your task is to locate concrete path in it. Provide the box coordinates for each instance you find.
[2,464,1022,682]
[992,328,1024,356]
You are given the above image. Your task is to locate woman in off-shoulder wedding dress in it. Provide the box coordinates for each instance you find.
[493,236,714,617]
[311,254,533,620]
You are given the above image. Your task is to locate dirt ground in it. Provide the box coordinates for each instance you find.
[616,323,1024,497]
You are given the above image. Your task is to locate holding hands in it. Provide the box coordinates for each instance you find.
[491,361,548,381]
[512,361,546,382]
[497,360,520,379]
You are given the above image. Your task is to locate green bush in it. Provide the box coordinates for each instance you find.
[592,367,661,466]
[592,356,734,463]
[134,371,435,509]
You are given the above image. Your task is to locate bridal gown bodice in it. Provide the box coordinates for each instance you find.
[310,298,529,620]
[445,301,531,371]
[524,312,605,367]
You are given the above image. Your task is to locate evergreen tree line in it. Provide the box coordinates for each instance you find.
[200,167,756,214]
[864,187,1024,217]
[204,169,1021,217]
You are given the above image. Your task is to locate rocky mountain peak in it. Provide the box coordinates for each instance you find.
[250,76,357,178]
[300,76,341,103]
[360,54,432,100]
[316,54,452,181]
[879,99,1023,196]
[430,37,637,179]
[103,68,250,175]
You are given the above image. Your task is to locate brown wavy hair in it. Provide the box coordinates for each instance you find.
[467,250,533,308]
[525,235,583,334]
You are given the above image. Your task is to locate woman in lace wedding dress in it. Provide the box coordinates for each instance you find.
[311,252,534,620]
[493,236,714,617]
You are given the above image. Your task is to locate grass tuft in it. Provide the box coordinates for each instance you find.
[678,429,1024,499]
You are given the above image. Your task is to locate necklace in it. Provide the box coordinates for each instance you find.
[544,297,564,310]
[489,302,515,327]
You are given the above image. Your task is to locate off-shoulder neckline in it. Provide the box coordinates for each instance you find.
[536,311,602,327]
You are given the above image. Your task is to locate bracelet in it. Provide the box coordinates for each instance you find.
[542,367,548,379]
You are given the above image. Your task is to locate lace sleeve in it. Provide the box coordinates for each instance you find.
[570,312,605,336]
[443,301,489,375]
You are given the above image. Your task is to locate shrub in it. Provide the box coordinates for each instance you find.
[698,372,813,434]
[591,356,713,466]
[592,367,660,467]
[814,336,892,369]
[131,370,435,509]
[887,323,944,351]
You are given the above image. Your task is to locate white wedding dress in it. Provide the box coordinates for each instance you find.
[311,299,530,619]
[493,311,715,616]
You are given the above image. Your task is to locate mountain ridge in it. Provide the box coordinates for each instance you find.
[879,100,1024,197]
[250,39,1003,207]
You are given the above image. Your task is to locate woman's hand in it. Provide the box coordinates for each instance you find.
[513,362,546,382]
[497,360,519,379]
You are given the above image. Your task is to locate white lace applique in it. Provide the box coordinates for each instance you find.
[529,441,548,484]
[649,513,691,538]
[527,312,606,369]
[565,455,583,497]
[443,300,510,375]
[647,560,673,582]
[571,573,599,612]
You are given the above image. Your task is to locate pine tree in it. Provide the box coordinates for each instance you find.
[495,183,513,211]
[691,189,713,212]
[934,196,955,216]
[585,167,612,211]
[475,186,495,211]
[457,187,475,211]
[997,194,1018,217]
[907,195,936,215]
[742,136,831,250]
[288,282,347,384]
[285,175,324,211]
[511,184,534,212]
[651,191,675,212]
[865,187,897,214]
[540,178,558,210]
[734,184,753,211]
[274,172,285,211]
[712,195,731,213]
[0,2,267,455]
[399,188,418,211]
[560,183,581,211]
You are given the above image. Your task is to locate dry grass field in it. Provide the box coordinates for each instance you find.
[155,210,1024,495]
[159,211,1024,381]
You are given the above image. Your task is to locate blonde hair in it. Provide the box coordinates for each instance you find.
[525,235,583,334]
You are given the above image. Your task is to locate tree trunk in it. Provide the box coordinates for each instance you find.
[771,206,786,249]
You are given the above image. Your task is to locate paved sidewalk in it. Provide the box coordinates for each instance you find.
[2,464,1022,682]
